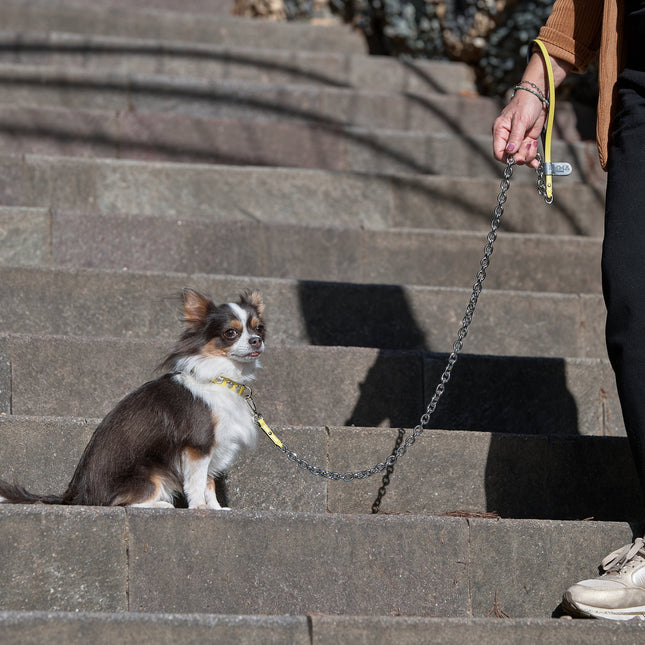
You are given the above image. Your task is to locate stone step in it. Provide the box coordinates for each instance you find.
[0,266,607,357]
[2,0,366,55]
[2,612,645,645]
[0,612,306,645]
[0,415,641,521]
[0,33,476,95]
[0,504,640,618]
[0,63,499,136]
[0,104,603,183]
[0,62,588,143]
[1,208,603,294]
[0,334,622,436]
[21,0,237,15]
[0,155,606,237]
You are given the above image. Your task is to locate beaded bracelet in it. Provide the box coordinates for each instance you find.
[511,84,550,108]
[519,80,546,97]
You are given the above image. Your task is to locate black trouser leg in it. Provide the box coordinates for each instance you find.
[603,77,645,498]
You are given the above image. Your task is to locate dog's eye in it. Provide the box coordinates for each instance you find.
[255,324,265,336]
[223,328,239,340]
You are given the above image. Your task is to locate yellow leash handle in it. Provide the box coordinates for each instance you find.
[532,38,556,202]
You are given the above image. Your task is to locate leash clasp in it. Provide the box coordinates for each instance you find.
[543,161,572,176]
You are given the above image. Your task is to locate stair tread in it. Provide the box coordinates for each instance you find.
[0,152,606,237]
[0,103,603,182]
[0,415,640,521]
[0,265,607,358]
[0,333,624,436]
[0,36,476,94]
[1,206,603,293]
[0,503,638,618]
[15,0,239,15]
[0,62,499,134]
[2,0,367,54]
[1,611,643,645]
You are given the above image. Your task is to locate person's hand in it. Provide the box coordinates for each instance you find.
[492,88,547,169]
[492,51,572,169]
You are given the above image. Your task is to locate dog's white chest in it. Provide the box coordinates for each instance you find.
[176,374,258,450]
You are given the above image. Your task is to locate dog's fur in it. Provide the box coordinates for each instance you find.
[0,288,266,509]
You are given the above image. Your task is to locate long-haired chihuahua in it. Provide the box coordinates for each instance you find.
[0,288,266,509]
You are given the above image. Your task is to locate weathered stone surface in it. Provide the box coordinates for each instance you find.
[126,510,470,616]
[0,416,641,521]
[0,33,477,94]
[469,518,636,618]
[0,334,623,435]
[0,104,603,181]
[0,0,627,635]
[0,416,96,495]
[0,154,605,235]
[0,337,9,415]
[0,267,608,358]
[0,612,310,645]
[310,615,645,644]
[325,427,643,521]
[0,506,127,612]
[48,214,603,293]
[2,612,645,645]
[1,0,366,54]
[0,65,490,133]
[0,207,51,266]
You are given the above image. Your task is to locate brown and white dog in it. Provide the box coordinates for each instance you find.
[0,288,265,509]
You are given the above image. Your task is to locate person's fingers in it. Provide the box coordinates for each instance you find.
[492,115,512,163]
[503,115,531,160]
[525,139,541,169]
[492,93,546,166]
[514,138,541,167]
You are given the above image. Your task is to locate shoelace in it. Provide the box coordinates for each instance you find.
[602,538,645,573]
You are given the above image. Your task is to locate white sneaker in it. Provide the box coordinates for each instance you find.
[562,537,645,620]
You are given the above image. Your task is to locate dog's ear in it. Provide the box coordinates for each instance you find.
[239,290,264,317]
[182,288,215,330]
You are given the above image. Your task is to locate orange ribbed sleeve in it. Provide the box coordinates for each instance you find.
[538,0,604,72]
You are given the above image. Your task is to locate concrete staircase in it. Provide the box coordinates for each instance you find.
[0,0,643,640]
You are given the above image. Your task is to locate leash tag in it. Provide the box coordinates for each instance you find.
[543,162,572,176]
[257,416,284,449]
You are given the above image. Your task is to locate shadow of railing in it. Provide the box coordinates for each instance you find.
[0,70,446,173]
[0,63,605,232]
[399,55,453,95]
[0,36,355,87]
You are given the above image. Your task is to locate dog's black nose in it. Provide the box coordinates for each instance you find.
[249,336,262,348]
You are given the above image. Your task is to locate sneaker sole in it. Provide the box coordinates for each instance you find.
[562,594,645,621]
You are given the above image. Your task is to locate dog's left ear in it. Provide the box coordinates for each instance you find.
[239,290,264,317]
[182,288,215,330]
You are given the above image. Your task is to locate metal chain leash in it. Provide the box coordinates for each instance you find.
[247,155,519,481]
[535,153,554,204]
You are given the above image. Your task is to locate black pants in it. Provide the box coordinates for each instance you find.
[603,69,645,500]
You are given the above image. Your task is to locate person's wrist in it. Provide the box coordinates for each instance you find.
[518,80,547,100]
[510,83,549,110]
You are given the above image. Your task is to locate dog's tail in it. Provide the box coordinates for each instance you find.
[0,479,64,504]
